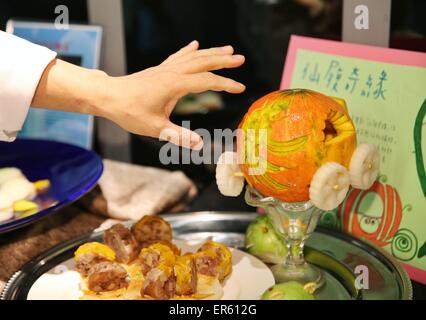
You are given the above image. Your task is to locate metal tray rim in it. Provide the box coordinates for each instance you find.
[1,211,413,300]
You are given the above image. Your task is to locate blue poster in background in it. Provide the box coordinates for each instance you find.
[6,21,102,149]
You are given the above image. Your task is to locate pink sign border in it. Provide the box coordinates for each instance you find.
[280,35,426,285]
[281,35,426,89]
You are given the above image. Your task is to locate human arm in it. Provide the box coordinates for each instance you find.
[31,41,245,149]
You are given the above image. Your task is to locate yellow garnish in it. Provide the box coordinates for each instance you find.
[199,240,232,279]
[74,242,116,261]
[33,179,50,191]
[175,254,196,295]
[13,200,39,213]
[303,282,318,294]
[15,209,38,218]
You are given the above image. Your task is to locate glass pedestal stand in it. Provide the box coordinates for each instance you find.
[245,187,325,291]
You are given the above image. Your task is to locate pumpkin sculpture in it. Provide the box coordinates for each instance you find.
[216,89,381,211]
[238,89,356,203]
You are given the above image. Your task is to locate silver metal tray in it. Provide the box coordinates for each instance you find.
[1,211,412,300]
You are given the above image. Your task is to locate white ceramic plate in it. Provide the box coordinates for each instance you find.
[27,240,274,300]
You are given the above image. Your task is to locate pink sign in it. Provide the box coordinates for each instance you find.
[281,35,426,89]
[280,35,426,284]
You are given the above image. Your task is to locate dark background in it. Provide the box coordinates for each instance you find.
[1,0,425,189]
[0,0,425,299]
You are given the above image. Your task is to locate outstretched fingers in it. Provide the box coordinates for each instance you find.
[161,40,199,65]
[177,72,246,95]
[159,121,204,150]
[172,54,245,74]
[163,44,235,67]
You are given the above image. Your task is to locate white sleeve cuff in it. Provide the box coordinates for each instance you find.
[0,31,57,142]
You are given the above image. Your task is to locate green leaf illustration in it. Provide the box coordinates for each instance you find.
[413,98,426,197]
[418,240,426,259]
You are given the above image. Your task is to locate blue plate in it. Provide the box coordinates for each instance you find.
[0,139,103,233]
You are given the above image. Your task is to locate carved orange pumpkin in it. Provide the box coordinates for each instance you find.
[237,89,357,202]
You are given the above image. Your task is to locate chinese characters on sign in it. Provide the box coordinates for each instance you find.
[301,60,388,100]
[300,58,393,164]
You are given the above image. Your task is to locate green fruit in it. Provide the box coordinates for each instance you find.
[245,215,287,264]
[261,281,315,300]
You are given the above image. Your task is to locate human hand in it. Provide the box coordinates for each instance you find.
[100,41,245,149]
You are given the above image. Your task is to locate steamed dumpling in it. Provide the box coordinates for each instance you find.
[0,192,13,210]
[0,167,24,185]
[0,191,14,223]
[0,177,36,202]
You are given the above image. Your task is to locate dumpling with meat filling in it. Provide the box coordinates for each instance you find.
[141,264,176,299]
[87,261,129,292]
[74,242,116,277]
[131,216,172,244]
[140,239,181,256]
[196,240,232,281]
[103,224,139,264]
[139,242,176,275]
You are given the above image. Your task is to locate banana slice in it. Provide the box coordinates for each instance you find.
[216,151,244,197]
[349,144,380,190]
[309,162,350,211]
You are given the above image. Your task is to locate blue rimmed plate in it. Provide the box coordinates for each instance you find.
[0,138,103,233]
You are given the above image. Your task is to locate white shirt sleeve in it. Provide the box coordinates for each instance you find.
[0,31,57,142]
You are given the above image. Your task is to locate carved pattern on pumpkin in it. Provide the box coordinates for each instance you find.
[237,89,357,203]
